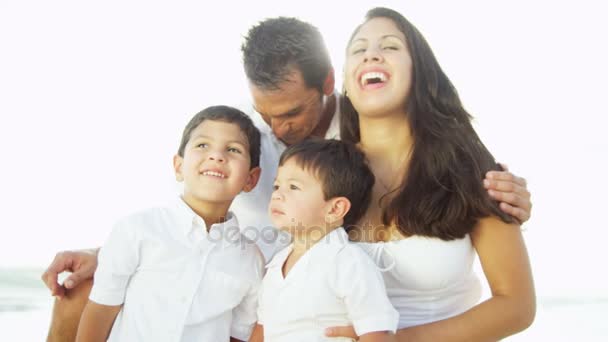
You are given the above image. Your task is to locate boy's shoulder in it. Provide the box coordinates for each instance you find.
[113,205,175,228]
[334,241,378,271]
[110,203,197,238]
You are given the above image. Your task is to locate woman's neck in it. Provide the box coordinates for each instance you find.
[354,112,414,241]
[358,112,413,167]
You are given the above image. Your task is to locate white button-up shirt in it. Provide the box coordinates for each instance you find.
[90,199,265,342]
[257,228,399,342]
[231,92,341,262]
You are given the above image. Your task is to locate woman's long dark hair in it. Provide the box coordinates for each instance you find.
[341,7,515,240]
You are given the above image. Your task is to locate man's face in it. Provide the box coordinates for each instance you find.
[249,70,324,146]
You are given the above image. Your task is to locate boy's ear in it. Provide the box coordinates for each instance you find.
[242,167,262,193]
[322,68,335,96]
[173,155,184,182]
[324,196,351,224]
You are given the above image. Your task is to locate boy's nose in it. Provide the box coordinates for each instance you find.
[207,150,226,163]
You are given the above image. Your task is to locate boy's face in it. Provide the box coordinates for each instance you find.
[174,120,259,206]
[269,158,330,234]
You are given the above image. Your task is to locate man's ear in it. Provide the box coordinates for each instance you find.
[173,155,184,182]
[325,196,351,224]
[242,167,262,193]
[322,68,335,96]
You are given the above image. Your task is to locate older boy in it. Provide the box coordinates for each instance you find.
[76,106,264,342]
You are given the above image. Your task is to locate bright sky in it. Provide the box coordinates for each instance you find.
[1,0,606,298]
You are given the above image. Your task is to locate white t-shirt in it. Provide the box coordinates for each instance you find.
[257,228,399,342]
[231,92,341,262]
[90,199,265,342]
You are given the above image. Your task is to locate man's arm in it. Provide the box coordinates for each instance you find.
[41,248,100,298]
[75,301,121,342]
[484,166,532,223]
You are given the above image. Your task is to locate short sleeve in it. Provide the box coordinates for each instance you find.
[230,246,265,341]
[89,219,140,306]
[333,246,399,336]
[255,280,265,326]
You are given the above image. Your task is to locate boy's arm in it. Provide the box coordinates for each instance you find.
[247,324,264,342]
[75,300,121,342]
[334,247,399,337]
[230,247,265,341]
[359,331,393,342]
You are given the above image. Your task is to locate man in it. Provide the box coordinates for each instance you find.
[42,17,532,341]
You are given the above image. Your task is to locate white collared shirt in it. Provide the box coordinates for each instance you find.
[90,198,265,342]
[231,92,341,262]
[257,228,399,342]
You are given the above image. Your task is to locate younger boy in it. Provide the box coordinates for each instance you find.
[252,139,399,342]
[76,106,265,342]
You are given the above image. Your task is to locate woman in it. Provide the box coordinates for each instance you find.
[326,7,535,341]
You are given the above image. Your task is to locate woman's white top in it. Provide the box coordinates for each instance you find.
[258,228,399,342]
[356,235,482,329]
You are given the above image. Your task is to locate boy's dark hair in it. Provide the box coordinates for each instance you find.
[242,17,332,92]
[177,105,261,169]
[279,139,375,228]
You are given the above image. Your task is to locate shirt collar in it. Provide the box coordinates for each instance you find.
[172,197,240,242]
[265,227,349,269]
[324,91,341,140]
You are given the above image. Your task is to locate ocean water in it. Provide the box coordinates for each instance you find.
[0,268,54,341]
[1,268,607,341]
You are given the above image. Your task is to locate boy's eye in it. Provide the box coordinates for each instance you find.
[197,143,208,148]
[272,184,279,191]
[289,184,300,190]
[382,45,398,50]
[351,48,365,55]
[227,147,242,153]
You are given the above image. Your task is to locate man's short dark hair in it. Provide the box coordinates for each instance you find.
[279,139,375,227]
[177,105,261,169]
[242,17,332,92]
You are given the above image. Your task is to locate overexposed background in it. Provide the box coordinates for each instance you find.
[1,0,607,340]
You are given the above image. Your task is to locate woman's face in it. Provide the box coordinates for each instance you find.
[344,17,413,118]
